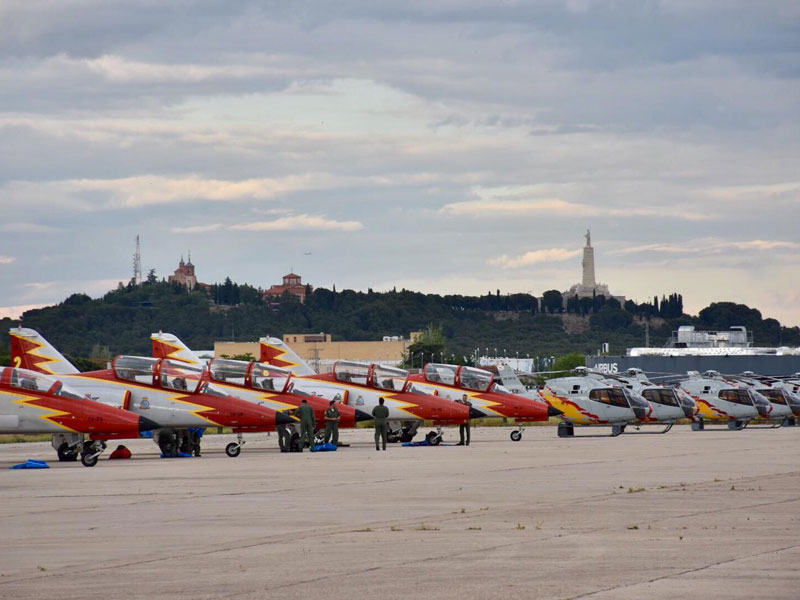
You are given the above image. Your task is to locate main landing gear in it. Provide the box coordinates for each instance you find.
[387,422,419,444]
[225,433,245,457]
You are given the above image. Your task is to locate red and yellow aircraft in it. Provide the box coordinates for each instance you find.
[407,363,556,441]
[0,366,158,466]
[11,328,294,458]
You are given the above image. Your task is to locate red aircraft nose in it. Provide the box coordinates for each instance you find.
[393,392,472,425]
[200,394,285,429]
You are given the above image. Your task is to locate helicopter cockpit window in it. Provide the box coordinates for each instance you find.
[719,389,752,406]
[424,364,457,386]
[372,365,407,391]
[589,388,629,408]
[758,389,786,405]
[160,359,203,393]
[251,362,291,393]
[115,356,158,385]
[641,388,679,407]
[334,362,370,386]
[210,359,248,386]
[459,366,493,392]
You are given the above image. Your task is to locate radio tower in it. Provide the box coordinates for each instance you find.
[132,235,142,285]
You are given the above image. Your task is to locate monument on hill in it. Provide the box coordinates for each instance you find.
[562,230,625,305]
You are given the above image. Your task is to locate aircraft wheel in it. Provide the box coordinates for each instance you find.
[80,452,99,467]
[400,431,415,443]
[225,442,242,458]
[510,430,522,442]
[425,431,441,446]
[57,442,78,462]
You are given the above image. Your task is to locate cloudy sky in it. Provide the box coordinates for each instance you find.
[1,1,799,328]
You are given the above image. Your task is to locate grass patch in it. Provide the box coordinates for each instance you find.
[627,487,645,494]
[416,523,440,531]
[0,434,51,444]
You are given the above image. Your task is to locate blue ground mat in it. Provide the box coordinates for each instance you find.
[10,459,50,469]
[312,442,338,452]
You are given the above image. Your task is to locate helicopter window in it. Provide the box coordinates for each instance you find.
[589,388,629,408]
[571,385,581,394]
[334,362,370,386]
[209,359,248,385]
[160,359,203,393]
[718,389,752,406]
[424,364,457,386]
[373,365,407,391]
[758,389,786,405]
[251,362,291,393]
[459,366,493,392]
[641,388,679,407]
[115,356,158,384]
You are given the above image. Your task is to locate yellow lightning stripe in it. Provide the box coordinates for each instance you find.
[151,336,201,365]
[213,381,297,412]
[540,389,599,425]
[10,332,60,375]
[262,343,303,370]
[165,393,223,426]
[384,394,423,419]
[4,389,80,433]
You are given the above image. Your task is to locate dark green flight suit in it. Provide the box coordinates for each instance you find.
[459,399,472,446]
[324,405,340,445]
[297,403,316,450]
[277,423,290,452]
[372,403,390,450]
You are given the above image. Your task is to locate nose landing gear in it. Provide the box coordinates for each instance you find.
[510,425,524,442]
[225,433,245,457]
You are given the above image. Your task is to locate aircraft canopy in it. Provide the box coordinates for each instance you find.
[423,363,457,386]
[2,367,85,400]
[115,356,159,385]
[250,362,292,393]
[210,359,248,386]
[459,366,493,392]
[372,365,407,391]
[159,359,204,393]
[333,362,370,386]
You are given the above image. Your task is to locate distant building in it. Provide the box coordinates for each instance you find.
[264,273,312,303]
[561,230,625,306]
[168,254,198,291]
[215,331,421,373]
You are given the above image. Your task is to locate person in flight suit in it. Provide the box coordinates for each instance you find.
[372,397,390,451]
[458,394,472,446]
[296,399,316,451]
[324,400,341,445]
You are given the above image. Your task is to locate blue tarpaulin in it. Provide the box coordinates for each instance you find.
[312,442,338,452]
[10,459,49,469]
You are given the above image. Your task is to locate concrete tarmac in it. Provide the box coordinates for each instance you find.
[1,425,798,600]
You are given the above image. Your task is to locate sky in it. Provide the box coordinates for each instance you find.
[1,1,799,328]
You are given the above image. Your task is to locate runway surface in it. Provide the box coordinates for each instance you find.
[1,425,799,599]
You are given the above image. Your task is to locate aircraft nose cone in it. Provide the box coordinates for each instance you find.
[138,415,161,432]
[469,407,485,420]
[276,411,296,426]
[355,409,373,423]
[547,404,564,417]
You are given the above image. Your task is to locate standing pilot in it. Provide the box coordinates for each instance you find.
[324,400,341,445]
[458,394,472,446]
[296,399,316,451]
[372,398,390,451]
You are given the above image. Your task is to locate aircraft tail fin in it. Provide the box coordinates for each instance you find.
[496,364,528,395]
[9,328,80,375]
[151,332,205,365]
[259,337,317,375]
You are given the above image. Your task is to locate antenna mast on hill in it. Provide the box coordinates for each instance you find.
[133,235,142,285]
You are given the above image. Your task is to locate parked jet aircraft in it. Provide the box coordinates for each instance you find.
[407,363,556,441]
[151,332,373,446]
[257,336,480,443]
[679,370,771,430]
[0,366,158,466]
[11,328,294,457]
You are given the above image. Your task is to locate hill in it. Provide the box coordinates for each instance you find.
[1,280,798,365]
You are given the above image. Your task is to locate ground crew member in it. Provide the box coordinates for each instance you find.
[108,444,131,459]
[324,400,341,445]
[458,394,472,446]
[372,397,390,451]
[187,427,203,457]
[277,421,290,452]
[158,428,178,457]
[296,399,316,451]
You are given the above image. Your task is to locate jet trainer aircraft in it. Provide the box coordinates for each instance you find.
[11,328,294,457]
[151,332,373,446]
[0,366,159,466]
[407,363,556,441]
